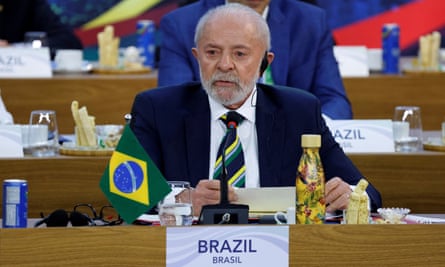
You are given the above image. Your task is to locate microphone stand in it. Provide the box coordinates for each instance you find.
[198,124,249,224]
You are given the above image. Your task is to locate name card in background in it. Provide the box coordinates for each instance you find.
[325,119,394,153]
[0,47,52,78]
[0,125,24,157]
[333,46,370,77]
[167,226,289,266]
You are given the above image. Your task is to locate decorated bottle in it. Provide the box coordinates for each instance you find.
[296,134,326,224]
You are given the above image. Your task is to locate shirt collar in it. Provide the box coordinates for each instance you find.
[208,87,257,124]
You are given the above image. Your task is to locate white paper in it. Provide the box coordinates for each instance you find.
[333,46,370,77]
[0,125,24,157]
[405,215,445,224]
[0,92,13,124]
[234,187,295,213]
[0,47,52,78]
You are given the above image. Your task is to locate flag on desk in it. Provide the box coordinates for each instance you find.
[99,125,171,223]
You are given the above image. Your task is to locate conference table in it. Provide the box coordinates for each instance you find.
[1,152,444,266]
[1,223,445,266]
[1,72,445,266]
[1,72,445,133]
[0,151,444,218]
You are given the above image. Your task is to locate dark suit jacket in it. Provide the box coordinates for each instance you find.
[130,82,382,211]
[158,0,352,119]
[0,0,82,55]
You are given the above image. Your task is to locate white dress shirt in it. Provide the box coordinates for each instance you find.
[208,89,260,188]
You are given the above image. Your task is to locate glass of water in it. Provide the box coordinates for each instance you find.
[158,181,193,226]
[28,110,59,157]
[392,106,423,152]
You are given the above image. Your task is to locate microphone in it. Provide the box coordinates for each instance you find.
[198,118,249,224]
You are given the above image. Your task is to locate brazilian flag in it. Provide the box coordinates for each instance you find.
[99,125,171,223]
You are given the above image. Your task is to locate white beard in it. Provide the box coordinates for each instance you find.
[201,69,258,107]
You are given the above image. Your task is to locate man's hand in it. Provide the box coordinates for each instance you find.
[325,177,352,213]
[191,179,238,216]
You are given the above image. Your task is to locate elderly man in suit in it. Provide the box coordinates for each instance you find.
[158,0,351,119]
[131,3,381,216]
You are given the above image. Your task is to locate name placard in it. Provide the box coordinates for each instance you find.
[0,125,24,157]
[166,226,289,266]
[325,119,395,153]
[333,46,369,77]
[0,47,52,78]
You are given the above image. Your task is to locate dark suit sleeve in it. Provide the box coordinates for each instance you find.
[260,85,381,211]
[130,91,164,171]
[318,117,382,211]
[310,10,352,119]
[158,13,197,86]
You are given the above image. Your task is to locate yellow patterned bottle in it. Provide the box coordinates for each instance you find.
[296,134,326,224]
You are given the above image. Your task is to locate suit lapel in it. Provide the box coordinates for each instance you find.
[256,85,286,186]
[184,87,211,185]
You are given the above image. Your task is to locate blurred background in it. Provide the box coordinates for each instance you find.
[47,0,445,61]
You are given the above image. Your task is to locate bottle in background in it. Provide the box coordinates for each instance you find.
[382,23,400,74]
[296,134,326,224]
[136,20,156,68]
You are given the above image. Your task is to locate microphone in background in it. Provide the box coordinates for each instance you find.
[198,116,249,224]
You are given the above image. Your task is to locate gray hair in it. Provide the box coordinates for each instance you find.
[194,3,271,50]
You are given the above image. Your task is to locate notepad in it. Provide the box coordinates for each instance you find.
[234,187,295,214]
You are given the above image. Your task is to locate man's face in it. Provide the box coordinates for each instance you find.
[192,16,265,108]
[228,0,271,14]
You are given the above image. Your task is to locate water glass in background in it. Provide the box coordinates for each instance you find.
[96,124,124,148]
[158,181,193,226]
[21,124,48,154]
[393,106,423,152]
[28,110,59,157]
[24,31,48,49]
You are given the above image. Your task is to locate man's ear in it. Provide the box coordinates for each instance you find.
[259,51,274,76]
[192,47,198,59]
[259,52,269,75]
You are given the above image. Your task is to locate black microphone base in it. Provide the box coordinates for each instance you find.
[198,203,249,225]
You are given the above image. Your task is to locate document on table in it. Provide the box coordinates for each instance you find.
[405,215,445,224]
[234,187,295,214]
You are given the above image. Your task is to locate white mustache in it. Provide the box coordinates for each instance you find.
[210,73,240,85]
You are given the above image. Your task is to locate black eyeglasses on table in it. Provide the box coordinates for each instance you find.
[34,204,123,227]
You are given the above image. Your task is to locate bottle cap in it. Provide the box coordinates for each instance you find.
[301,134,321,148]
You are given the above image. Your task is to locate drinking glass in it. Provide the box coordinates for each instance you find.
[24,32,48,49]
[392,106,423,152]
[28,110,59,157]
[158,181,193,226]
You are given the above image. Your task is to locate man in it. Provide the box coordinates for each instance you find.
[0,0,83,56]
[131,4,381,216]
[158,0,352,119]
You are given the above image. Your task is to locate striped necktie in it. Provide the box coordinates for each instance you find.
[213,111,246,188]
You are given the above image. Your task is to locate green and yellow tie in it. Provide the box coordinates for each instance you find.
[213,111,246,188]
